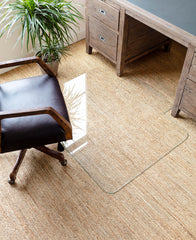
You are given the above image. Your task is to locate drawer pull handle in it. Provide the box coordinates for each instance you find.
[185,87,194,94]
[99,9,106,15]
[99,36,105,42]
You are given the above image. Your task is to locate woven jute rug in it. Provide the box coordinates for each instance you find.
[63,68,188,193]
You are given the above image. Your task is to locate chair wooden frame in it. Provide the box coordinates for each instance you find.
[0,57,72,184]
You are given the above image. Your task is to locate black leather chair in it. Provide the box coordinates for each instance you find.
[0,57,72,184]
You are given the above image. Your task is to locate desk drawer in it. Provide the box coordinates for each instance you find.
[89,17,118,62]
[189,52,196,82]
[181,79,196,115]
[87,0,120,31]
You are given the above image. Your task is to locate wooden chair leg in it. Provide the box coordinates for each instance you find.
[35,146,67,166]
[8,149,27,185]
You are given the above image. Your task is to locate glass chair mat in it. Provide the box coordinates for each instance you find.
[63,69,188,193]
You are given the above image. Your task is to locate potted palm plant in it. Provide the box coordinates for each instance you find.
[0,0,83,75]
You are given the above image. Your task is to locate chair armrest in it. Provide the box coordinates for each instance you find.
[0,56,55,77]
[0,107,72,140]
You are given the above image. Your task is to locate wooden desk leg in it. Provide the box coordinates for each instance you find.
[86,44,92,55]
[164,39,172,52]
[85,0,92,55]
[171,44,195,117]
[116,9,128,77]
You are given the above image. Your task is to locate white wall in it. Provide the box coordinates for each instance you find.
[0,0,85,74]
[0,30,31,74]
[73,0,86,42]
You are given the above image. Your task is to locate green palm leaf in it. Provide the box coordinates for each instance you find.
[0,0,83,62]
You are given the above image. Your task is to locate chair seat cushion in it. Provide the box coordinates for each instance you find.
[0,75,70,153]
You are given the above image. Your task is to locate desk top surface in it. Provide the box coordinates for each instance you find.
[125,0,196,36]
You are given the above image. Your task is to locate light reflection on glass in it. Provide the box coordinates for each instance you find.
[63,74,87,149]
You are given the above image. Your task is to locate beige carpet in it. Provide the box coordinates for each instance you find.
[63,68,188,193]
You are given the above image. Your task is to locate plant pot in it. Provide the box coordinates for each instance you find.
[36,52,61,76]
[41,59,60,76]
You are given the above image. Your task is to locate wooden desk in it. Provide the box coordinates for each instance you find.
[86,0,196,120]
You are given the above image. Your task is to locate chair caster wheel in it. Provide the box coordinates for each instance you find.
[57,142,65,152]
[8,178,15,185]
[61,159,67,166]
